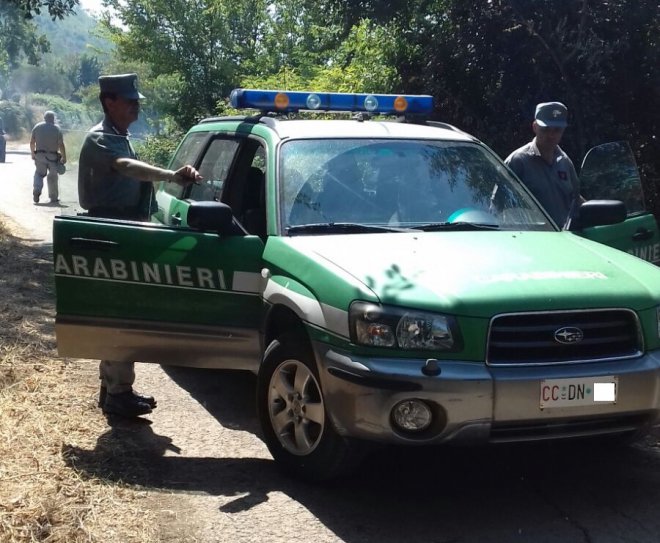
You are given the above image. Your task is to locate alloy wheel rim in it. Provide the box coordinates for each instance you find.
[268,359,325,455]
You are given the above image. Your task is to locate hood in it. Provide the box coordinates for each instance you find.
[285,231,660,318]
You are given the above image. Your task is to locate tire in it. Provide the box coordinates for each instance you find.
[257,333,363,482]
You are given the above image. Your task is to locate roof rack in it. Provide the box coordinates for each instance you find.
[197,115,251,124]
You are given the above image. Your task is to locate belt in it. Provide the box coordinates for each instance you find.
[35,150,57,154]
[87,206,144,220]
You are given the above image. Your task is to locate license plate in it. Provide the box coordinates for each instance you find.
[540,376,618,408]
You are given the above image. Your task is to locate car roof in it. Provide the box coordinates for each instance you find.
[196,116,477,142]
[264,119,475,141]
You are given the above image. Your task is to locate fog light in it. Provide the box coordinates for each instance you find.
[392,400,432,432]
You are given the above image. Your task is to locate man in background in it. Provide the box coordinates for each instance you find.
[504,101,581,227]
[30,110,66,204]
[79,73,201,418]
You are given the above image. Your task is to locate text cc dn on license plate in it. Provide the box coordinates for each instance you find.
[540,377,618,408]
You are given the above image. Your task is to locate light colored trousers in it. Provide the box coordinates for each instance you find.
[33,152,59,201]
[99,360,135,394]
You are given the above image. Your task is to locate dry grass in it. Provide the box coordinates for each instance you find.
[0,220,163,543]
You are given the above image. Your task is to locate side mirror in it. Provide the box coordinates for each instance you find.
[567,200,626,230]
[187,201,235,233]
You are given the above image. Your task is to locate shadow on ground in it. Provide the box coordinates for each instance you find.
[63,365,660,543]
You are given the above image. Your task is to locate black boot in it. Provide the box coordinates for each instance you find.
[103,391,154,418]
[98,385,157,409]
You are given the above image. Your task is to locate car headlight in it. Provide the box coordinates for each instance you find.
[349,301,461,351]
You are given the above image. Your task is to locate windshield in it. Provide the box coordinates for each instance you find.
[279,139,553,234]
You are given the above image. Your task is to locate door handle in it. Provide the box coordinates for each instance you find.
[69,237,119,251]
[171,213,182,226]
[632,228,654,241]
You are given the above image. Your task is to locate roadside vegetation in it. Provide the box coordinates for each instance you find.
[0,221,171,542]
[1,1,658,210]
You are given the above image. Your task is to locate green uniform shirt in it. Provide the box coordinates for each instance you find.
[78,117,151,218]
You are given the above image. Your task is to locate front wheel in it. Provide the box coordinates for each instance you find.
[257,334,363,481]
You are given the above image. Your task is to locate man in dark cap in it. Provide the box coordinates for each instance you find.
[30,110,67,203]
[79,73,202,418]
[504,101,581,227]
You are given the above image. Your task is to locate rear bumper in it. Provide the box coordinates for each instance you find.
[314,342,660,445]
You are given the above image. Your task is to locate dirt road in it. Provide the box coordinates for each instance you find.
[2,145,660,543]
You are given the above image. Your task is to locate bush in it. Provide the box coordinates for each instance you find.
[134,132,183,168]
[0,101,30,137]
[29,93,96,130]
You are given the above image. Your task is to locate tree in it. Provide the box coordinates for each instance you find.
[102,0,271,127]
[76,53,102,88]
[101,0,366,126]
[5,0,79,20]
[0,3,50,70]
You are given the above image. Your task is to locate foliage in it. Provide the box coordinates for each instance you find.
[327,0,660,219]
[1,0,109,105]
[102,0,271,127]
[29,92,96,128]
[9,64,73,97]
[33,7,110,55]
[75,53,102,88]
[241,19,400,94]
[3,0,659,220]
[0,100,30,136]
[0,2,50,73]
[5,0,79,19]
[134,132,184,168]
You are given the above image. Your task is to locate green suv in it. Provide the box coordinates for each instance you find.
[53,90,660,480]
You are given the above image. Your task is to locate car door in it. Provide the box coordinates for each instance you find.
[578,141,660,265]
[54,128,267,370]
[54,216,264,370]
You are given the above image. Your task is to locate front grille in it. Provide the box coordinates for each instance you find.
[487,309,641,366]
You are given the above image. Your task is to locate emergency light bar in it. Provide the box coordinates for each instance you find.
[230,88,434,115]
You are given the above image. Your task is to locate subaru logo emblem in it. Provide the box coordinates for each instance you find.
[554,327,584,344]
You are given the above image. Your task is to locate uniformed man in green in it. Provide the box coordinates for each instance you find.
[79,73,202,418]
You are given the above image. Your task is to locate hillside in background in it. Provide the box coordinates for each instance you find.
[35,6,113,61]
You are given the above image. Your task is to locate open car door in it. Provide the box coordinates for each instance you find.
[577,141,660,265]
[53,211,264,370]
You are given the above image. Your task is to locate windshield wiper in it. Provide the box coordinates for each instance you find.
[412,221,500,232]
[286,222,412,235]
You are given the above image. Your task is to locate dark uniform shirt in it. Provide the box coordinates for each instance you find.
[504,140,580,227]
[78,116,153,220]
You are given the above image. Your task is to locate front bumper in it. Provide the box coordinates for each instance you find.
[314,342,660,445]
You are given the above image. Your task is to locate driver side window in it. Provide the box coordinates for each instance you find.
[189,138,241,202]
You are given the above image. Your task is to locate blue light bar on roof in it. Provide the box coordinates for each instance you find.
[230,88,434,115]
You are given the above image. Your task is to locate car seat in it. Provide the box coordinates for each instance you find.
[242,166,266,237]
